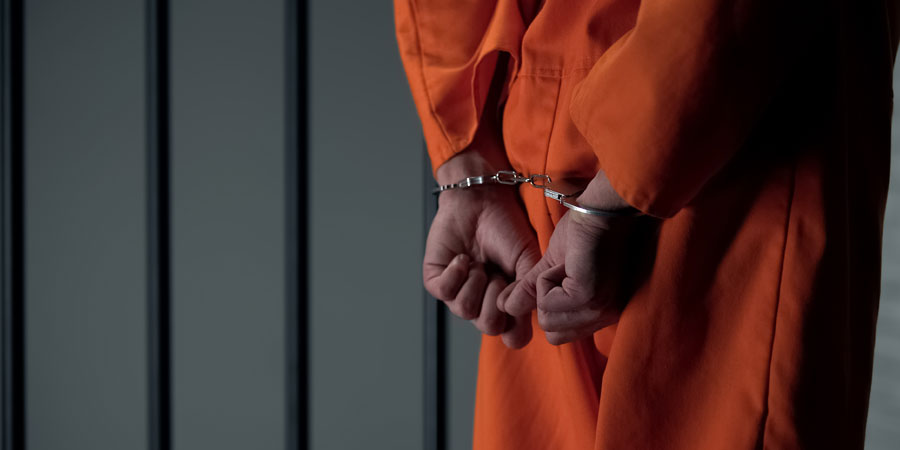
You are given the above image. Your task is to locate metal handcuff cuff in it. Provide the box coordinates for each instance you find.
[433,170,643,218]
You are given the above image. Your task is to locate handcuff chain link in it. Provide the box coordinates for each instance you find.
[492,170,552,188]
[434,171,552,194]
[434,170,643,218]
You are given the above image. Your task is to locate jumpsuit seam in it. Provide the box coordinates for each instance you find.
[541,76,565,224]
[758,161,798,449]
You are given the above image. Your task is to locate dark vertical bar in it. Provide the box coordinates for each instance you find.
[285,0,308,449]
[0,0,24,449]
[423,145,446,450]
[147,0,171,449]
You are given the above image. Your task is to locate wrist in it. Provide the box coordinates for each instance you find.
[435,146,509,185]
[435,112,511,185]
[577,170,633,212]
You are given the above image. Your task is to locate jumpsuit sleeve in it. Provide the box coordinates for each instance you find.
[568,0,816,218]
[393,0,525,174]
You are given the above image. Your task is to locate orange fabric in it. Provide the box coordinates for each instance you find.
[395,0,896,448]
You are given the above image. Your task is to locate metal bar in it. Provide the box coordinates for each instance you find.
[423,144,446,450]
[285,0,308,449]
[0,0,24,448]
[146,0,171,448]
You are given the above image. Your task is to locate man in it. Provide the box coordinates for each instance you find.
[395,0,898,448]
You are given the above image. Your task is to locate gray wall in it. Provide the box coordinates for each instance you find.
[18,0,443,449]
[170,1,286,449]
[22,0,293,449]
[10,1,900,449]
[865,63,900,450]
[24,1,148,448]
[444,315,479,450]
[308,1,425,448]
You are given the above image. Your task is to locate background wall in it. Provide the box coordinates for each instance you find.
[169,0,287,448]
[1,1,898,449]
[865,67,900,450]
[308,1,425,448]
[24,1,147,448]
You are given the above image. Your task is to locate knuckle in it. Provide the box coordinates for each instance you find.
[460,310,479,321]
[521,277,537,294]
[505,339,526,350]
[457,300,480,320]
[425,284,445,301]
[435,283,460,302]
[502,332,527,350]
[436,289,453,302]
[503,300,520,316]
[536,310,552,330]
[445,301,463,318]
[507,287,535,314]
[545,332,566,346]
[438,289,454,302]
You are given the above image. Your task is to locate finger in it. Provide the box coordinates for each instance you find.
[537,273,594,313]
[537,307,605,333]
[447,262,488,320]
[501,314,533,349]
[502,257,552,317]
[495,280,516,313]
[513,244,541,281]
[544,326,596,346]
[536,263,567,300]
[471,275,508,336]
[423,253,470,301]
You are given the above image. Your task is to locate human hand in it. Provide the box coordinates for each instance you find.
[424,151,541,349]
[497,171,649,346]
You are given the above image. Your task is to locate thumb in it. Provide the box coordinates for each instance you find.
[481,217,540,280]
[514,243,541,281]
[500,313,533,349]
[498,254,550,316]
[497,240,540,313]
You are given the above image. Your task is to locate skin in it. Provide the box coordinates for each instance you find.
[427,144,642,348]
[497,170,639,346]
[425,148,541,349]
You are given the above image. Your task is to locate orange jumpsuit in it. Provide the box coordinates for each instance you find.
[394,0,898,448]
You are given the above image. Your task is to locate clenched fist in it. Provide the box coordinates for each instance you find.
[498,170,655,346]
[424,149,541,349]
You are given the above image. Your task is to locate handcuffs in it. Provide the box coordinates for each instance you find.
[433,170,643,218]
